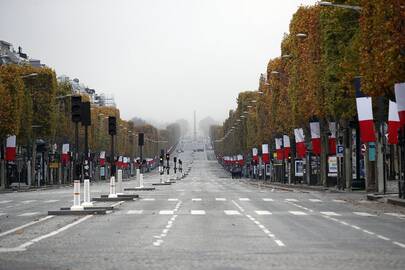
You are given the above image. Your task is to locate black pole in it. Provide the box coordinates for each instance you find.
[356,122,361,186]
[140,145,143,174]
[83,125,90,180]
[111,135,115,177]
[74,122,79,180]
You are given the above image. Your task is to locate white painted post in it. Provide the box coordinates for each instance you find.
[71,180,84,211]
[108,176,117,198]
[117,169,123,195]
[136,169,140,186]
[82,179,93,207]
[139,173,144,188]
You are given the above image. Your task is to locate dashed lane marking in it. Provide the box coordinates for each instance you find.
[215,198,226,201]
[142,198,155,201]
[333,199,346,203]
[393,241,405,248]
[262,198,274,202]
[320,211,341,216]
[190,210,206,215]
[255,210,272,216]
[288,211,308,216]
[224,210,241,216]
[309,199,322,202]
[384,213,405,219]
[353,212,377,217]
[192,198,202,201]
[0,213,6,217]
[0,200,12,204]
[168,198,178,201]
[159,210,174,215]
[21,200,37,204]
[239,198,250,201]
[285,199,298,202]
[127,210,143,214]
[18,212,40,217]
[44,200,59,203]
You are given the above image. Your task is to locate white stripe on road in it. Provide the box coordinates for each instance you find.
[255,210,272,216]
[309,199,322,202]
[275,240,285,247]
[18,212,40,217]
[168,198,178,201]
[320,212,341,216]
[190,210,206,215]
[142,198,155,201]
[353,212,377,217]
[0,213,7,217]
[332,199,346,203]
[288,211,308,216]
[127,210,143,214]
[159,210,174,215]
[224,210,241,216]
[285,199,298,202]
[0,200,12,204]
[262,198,274,202]
[215,198,226,201]
[0,215,54,238]
[384,213,405,218]
[239,198,250,201]
[21,200,37,204]
[192,198,202,201]
[393,241,405,248]
[44,200,59,203]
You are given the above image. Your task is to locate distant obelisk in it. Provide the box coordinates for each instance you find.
[193,110,197,141]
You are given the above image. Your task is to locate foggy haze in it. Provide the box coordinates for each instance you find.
[0,0,316,125]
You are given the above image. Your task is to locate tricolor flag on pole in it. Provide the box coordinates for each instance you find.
[262,144,269,164]
[61,144,70,165]
[237,154,244,166]
[388,101,400,145]
[275,138,283,161]
[5,135,16,161]
[329,122,337,155]
[310,122,321,155]
[100,151,106,166]
[283,135,290,158]
[395,83,405,128]
[355,78,376,143]
[252,148,258,163]
[294,128,306,158]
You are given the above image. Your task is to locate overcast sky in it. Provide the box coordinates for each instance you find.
[1,0,316,126]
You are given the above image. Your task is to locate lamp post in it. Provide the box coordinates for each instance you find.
[318,1,362,12]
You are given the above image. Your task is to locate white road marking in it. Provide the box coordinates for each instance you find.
[353,212,377,217]
[0,200,12,204]
[239,198,250,201]
[0,215,54,238]
[215,198,226,201]
[384,213,405,218]
[44,199,59,203]
[333,199,346,203]
[18,212,40,217]
[192,198,202,201]
[285,199,298,202]
[191,210,206,215]
[1,215,93,252]
[275,240,285,247]
[159,210,174,215]
[224,210,241,215]
[393,241,405,248]
[255,210,272,216]
[21,200,36,204]
[377,235,390,241]
[262,198,274,202]
[309,199,322,202]
[351,225,361,230]
[289,211,308,216]
[153,239,163,246]
[127,210,143,214]
[0,213,6,217]
[320,211,341,216]
[142,198,155,201]
[168,198,178,201]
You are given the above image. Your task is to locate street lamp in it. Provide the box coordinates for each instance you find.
[318,1,362,12]
[296,33,308,39]
[20,73,38,79]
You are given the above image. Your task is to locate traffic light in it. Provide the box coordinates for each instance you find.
[138,133,144,146]
[173,157,177,163]
[166,153,170,161]
[108,116,117,135]
[71,96,82,123]
[81,101,91,126]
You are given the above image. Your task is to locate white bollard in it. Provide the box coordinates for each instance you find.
[116,170,123,195]
[108,176,117,198]
[139,173,144,188]
[136,169,140,186]
[71,180,84,211]
[82,179,93,207]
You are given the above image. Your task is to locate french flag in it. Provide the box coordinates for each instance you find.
[61,144,70,164]
[355,78,376,143]
[252,148,259,163]
[275,138,283,160]
[395,83,405,128]
[388,101,400,144]
[5,135,16,161]
[262,144,270,164]
[237,154,244,166]
[329,122,337,155]
[294,128,306,158]
[310,122,321,155]
[283,135,291,158]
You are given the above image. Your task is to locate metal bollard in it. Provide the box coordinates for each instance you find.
[71,180,84,211]
[116,170,123,195]
[108,176,117,198]
[82,179,93,207]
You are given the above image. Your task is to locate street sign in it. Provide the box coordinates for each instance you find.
[336,144,344,158]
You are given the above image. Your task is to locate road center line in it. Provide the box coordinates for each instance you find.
[231,200,245,212]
